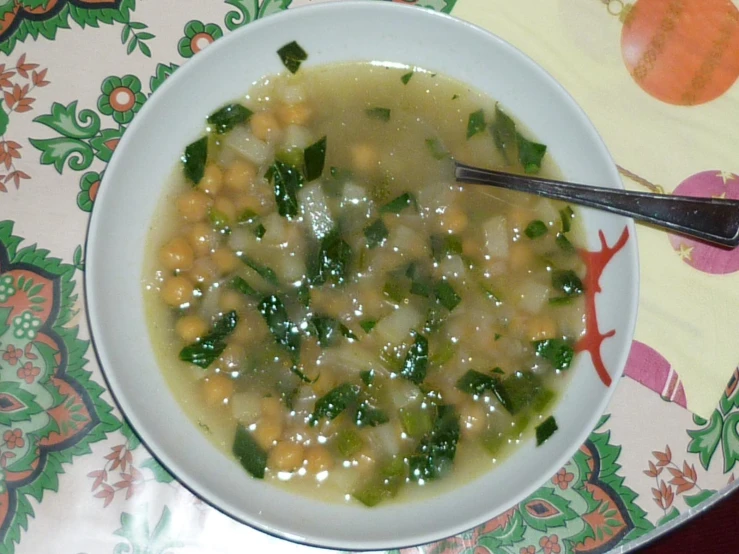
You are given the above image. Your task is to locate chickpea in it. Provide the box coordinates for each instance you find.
[160,276,195,307]
[350,143,378,173]
[224,159,257,192]
[526,315,558,341]
[211,248,239,275]
[253,417,283,450]
[188,257,217,287]
[212,196,236,224]
[250,111,281,142]
[177,190,212,222]
[201,372,235,407]
[269,441,305,472]
[440,206,468,234]
[198,164,223,196]
[261,396,284,419]
[311,369,336,397]
[175,314,207,342]
[462,236,482,259]
[304,445,334,473]
[276,103,312,126]
[219,343,245,371]
[187,223,216,257]
[459,401,487,438]
[234,192,267,217]
[231,318,266,345]
[507,207,531,233]
[158,236,194,272]
[218,289,247,314]
[509,244,535,272]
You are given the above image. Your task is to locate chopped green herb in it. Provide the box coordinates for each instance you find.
[429,341,456,366]
[297,281,311,308]
[555,233,575,253]
[524,220,548,239]
[258,295,300,364]
[481,284,503,305]
[209,209,231,235]
[423,304,448,334]
[356,401,389,427]
[536,416,558,445]
[182,136,208,185]
[383,278,407,303]
[552,270,584,297]
[254,223,266,239]
[208,104,253,134]
[533,339,575,370]
[380,192,415,214]
[517,132,547,174]
[425,138,448,160]
[267,160,304,218]
[499,371,547,415]
[456,370,498,396]
[238,254,280,286]
[431,234,463,261]
[179,310,238,368]
[560,206,574,233]
[435,280,461,311]
[310,315,357,346]
[238,209,258,223]
[400,334,429,385]
[401,71,414,85]
[410,280,431,298]
[408,404,460,481]
[277,40,307,74]
[490,104,516,164]
[400,405,434,438]
[309,229,353,286]
[354,458,406,506]
[452,94,459,100]
[304,135,327,182]
[360,320,377,334]
[491,366,505,374]
[548,296,574,306]
[230,276,258,297]
[336,428,364,457]
[364,219,389,248]
[310,383,360,425]
[466,109,486,139]
[276,147,304,168]
[232,425,267,479]
[365,107,391,122]
[360,369,375,385]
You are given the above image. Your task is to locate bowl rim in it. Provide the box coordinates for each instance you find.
[84,1,640,550]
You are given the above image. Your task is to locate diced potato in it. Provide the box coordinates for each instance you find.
[374,305,423,345]
[223,126,273,166]
[515,279,550,314]
[231,391,263,425]
[283,124,313,150]
[483,215,509,259]
[299,183,334,240]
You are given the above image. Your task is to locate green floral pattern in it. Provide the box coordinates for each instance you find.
[178,20,224,58]
[98,75,146,126]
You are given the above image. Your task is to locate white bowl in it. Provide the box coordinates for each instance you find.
[86,2,639,550]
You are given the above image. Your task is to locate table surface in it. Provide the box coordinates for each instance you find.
[2,1,739,553]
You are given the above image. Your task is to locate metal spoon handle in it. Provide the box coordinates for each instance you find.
[455,162,739,248]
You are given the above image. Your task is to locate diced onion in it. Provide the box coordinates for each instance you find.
[223,126,273,166]
[483,215,509,259]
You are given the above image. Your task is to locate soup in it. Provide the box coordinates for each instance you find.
[143,57,586,506]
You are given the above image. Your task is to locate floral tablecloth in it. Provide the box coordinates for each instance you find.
[1,1,738,553]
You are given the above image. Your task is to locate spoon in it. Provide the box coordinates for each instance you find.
[454,161,739,248]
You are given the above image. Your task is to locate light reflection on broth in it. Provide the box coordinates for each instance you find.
[143,62,586,506]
